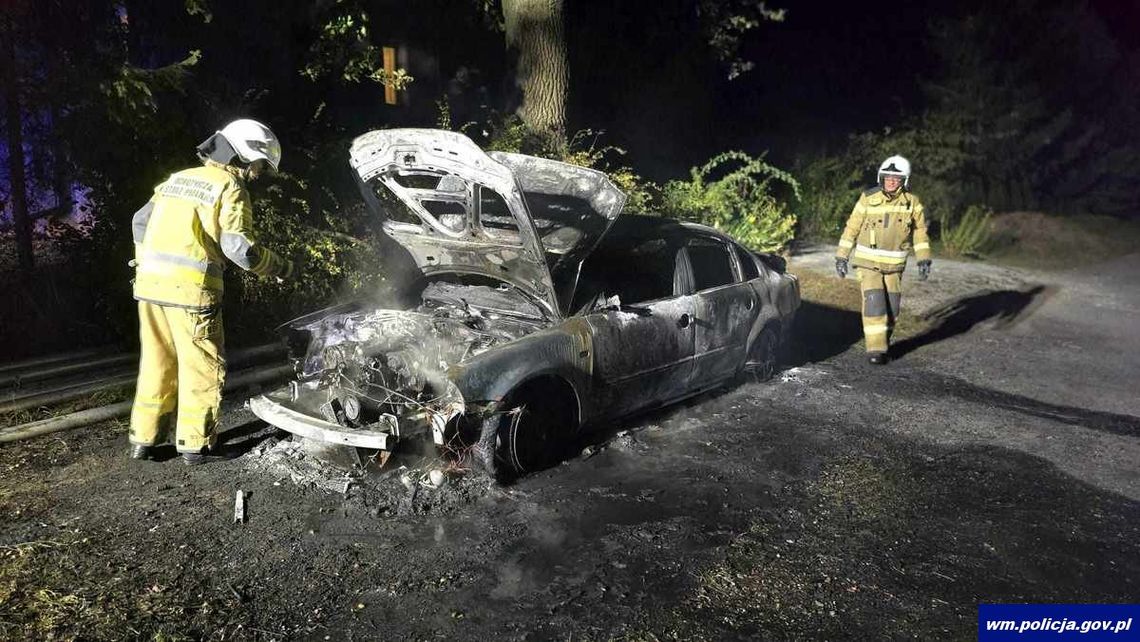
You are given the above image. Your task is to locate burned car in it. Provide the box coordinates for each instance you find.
[250,129,799,478]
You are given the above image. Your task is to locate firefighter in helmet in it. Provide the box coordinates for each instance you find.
[834,155,932,364]
[128,119,293,464]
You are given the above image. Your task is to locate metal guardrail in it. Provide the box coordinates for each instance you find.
[0,347,118,378]
[0,364,295,444]
[0,343,284,396]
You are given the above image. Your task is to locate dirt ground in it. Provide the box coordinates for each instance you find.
[2,248,1138,641]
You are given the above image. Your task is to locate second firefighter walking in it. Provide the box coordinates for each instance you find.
[834,155,932,364]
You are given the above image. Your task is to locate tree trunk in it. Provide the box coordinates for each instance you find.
[502,0,568,153]
[2,15,33,272]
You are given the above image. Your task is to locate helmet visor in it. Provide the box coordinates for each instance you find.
[247,139,282,170]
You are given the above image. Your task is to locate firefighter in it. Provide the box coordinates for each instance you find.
[834,155,932,364]
[128,119,293,464]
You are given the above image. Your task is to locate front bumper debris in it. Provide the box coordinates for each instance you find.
[249,394,397,450]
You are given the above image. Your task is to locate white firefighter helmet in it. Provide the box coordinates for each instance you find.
[877,155,910,188]
[217,119,282,172]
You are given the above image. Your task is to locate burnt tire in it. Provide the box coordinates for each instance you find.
[477,382,576,482]
[744,324,780,382]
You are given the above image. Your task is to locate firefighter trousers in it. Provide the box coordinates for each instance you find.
[856,268,902,354]
[129,301,226,453]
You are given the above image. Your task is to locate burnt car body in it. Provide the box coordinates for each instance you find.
[250,129,800,477]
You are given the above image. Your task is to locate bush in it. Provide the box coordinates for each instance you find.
[447,103,801,252]
[223,171,387,344]
[941,204,994,258]
[661,151,799,253]
[793,154,863,240]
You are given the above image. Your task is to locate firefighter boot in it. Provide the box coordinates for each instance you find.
[869,353,888,365]
[129,444,153,460]
[183,451,207,465]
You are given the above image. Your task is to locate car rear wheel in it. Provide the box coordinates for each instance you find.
[744,324,780,382]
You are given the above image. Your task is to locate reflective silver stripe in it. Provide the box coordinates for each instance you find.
[913,242,930,251]
[854,245,908,259]
[133,295,215,311]
[220,232,257,270]
[867,205,911,214]
[132,201,154,244]
[133,400,166,409]
[863,290,889,317]
[838,238,855,249]
[141,251,223,278]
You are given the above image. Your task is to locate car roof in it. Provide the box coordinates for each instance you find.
[603,214,740,246]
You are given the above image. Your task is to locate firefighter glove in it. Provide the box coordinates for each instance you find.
[835,258,848,279]
[917,259,932,281]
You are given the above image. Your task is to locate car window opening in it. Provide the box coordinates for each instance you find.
[688,240,736,291]
[735,245,760,280]
[573,237,677,310]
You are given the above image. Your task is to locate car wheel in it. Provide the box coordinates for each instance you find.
[477,384,575,482]
[744,325,780,382]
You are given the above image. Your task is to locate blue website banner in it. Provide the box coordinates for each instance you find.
[979,604,1140,641]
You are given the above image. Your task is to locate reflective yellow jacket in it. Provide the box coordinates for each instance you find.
[835,186,932,274]
[132,161,290,309]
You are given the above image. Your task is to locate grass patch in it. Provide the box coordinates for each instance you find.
[672,456,933,639]
[0,535,230,640]
[792,268,929,342]
[0,387,132,429]
[808,458,910,524]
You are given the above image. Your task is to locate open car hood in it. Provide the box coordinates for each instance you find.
[488,152,626,314]
[350,129,625,318]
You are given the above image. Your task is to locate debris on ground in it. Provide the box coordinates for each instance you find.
[243,436,492,516]
[233,490,245,524]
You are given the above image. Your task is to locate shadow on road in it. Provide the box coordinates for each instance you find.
[784,300,863,366]
[893,285,1054,359]
[856,363,1140,439]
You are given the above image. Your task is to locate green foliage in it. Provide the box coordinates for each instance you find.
[559,130,658,214]
[661,151,799,253]
[225,172,387,343]
[435,98,452,130]
[301,0,414,89]
[941,204,994,258]
[698,0,787,79]
[471,112,531,156]
[458,109,660,215]
[99,51,201,127]
[184,0,212,23]
[792,154,863,239]
[456,109,796,249]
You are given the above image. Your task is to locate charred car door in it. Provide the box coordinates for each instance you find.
[581,238,696,419]
[686,236,758,386]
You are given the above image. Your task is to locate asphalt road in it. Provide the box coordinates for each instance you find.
[1,250,1137,640]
